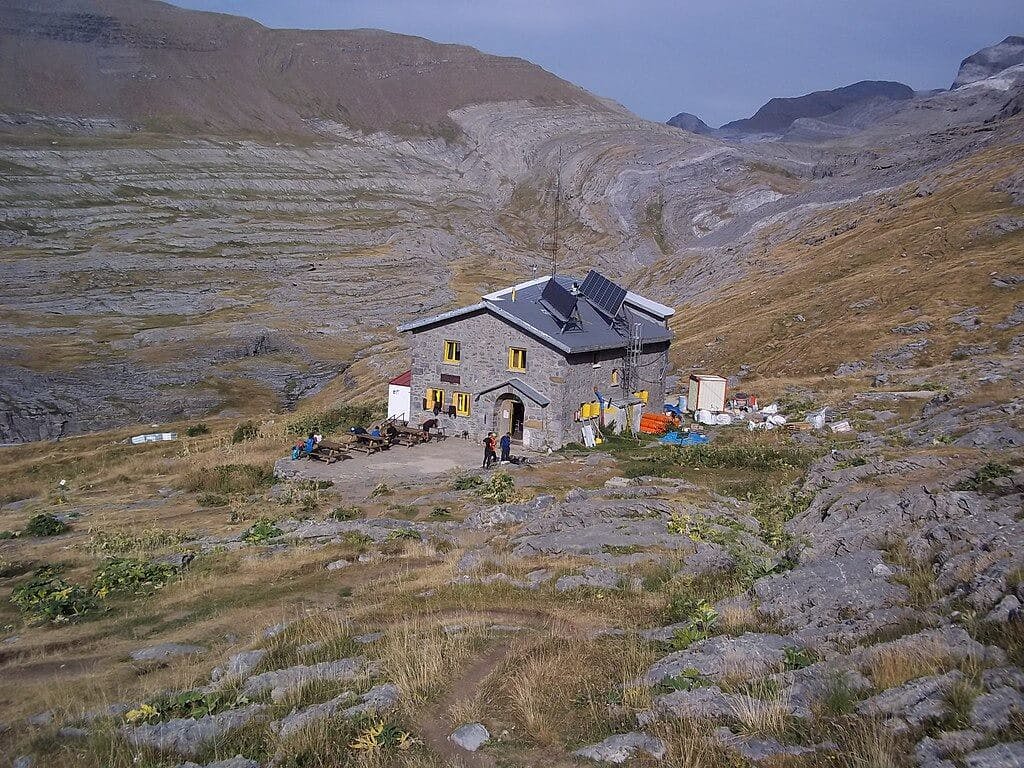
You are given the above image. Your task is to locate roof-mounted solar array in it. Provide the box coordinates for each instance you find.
[579,270,627,319]
[539,278,578,324]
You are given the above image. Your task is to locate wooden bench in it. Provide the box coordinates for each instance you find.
[307,439,352,464]
[350,433,390,454]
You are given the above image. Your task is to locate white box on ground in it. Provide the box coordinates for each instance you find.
[687,375,727,413]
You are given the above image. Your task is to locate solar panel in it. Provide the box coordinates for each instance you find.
[539,279,578,324]
[579,270,627,319]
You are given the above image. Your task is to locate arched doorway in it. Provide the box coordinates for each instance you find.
[494,394,525,442]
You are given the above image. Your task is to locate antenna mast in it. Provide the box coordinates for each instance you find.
[542,158,562,276]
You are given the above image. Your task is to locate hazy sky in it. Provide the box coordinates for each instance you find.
[173,1,1021,126]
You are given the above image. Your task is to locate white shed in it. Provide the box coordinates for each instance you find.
[687,374,727,413]
[387,370,412,422]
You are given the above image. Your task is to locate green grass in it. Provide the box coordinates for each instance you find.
[184,464,276,495]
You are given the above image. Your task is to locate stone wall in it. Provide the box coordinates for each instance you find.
[406,310,568,447]
[406,308,671,448]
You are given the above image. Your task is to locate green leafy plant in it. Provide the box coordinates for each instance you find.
[453,474,484,491]
[665,597,719,649]
[385,528,421,542]
[23,513,69,537]
[242,519,283,544]
[197,494,228,508]
[429,506,452,519]
[331,506,362,521]
[92,558,178,598]
[10,565,96,623]
[658,667,709,693]
[783,646,818,670]
[479,471,524,503]
[0,530,18,540]
[955,462,1013,493]
[185,423,211,437]
[349,719,419,752]
[231,420,259,444]
[126,689,250,725]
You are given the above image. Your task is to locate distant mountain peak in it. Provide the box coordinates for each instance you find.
[952,35,1024,88]
[666,111,713,135]
[719,80,914,135]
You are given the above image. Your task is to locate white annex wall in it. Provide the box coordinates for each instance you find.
[388,385,411,421]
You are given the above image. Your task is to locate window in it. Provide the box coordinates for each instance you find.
[426,388,444,409]
[453,391,471,416]
[508,346,527,372]
[443,339,461,364]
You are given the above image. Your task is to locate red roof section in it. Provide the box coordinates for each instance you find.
[389,369,412,387]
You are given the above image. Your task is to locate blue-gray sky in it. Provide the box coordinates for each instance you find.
[173,0,1021,126]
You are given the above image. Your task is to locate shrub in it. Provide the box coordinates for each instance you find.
[955,462,1013,493]
[242,519,283,544]
[92,558,178,598]
[658,667,709,693]
[184,464,275,495]
[783,646,818,670]
[23,513,69,537]
[331,506,362,521]
[231,420,259,444]
[385,528,421,542]
[453,474,484,491]
[287,403,387,438]
[665,597,719,649]
[11,566,96,623]
[626,438,817,478]
[0,530,17,540]
[370,482,393,498]
[748,486,813,548]
[86,528,192,555]
[185,423,210,437]
[430,506,452,519]
[479,471,524,503]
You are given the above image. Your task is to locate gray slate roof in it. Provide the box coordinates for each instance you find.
[397,275,674,354]
[475,378,551,406]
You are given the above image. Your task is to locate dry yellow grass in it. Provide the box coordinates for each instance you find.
[863,638,957,690]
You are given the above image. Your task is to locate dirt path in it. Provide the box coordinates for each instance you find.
[413,609,589,767]
[416,640,512,768]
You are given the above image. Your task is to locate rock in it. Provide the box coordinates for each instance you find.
[262,622,291,639]
[948,308,983,331]
[341,683,400,718]
[891,320,932,335]
[970,687,1024,733]
[462,495,555,528]
[987,595,1022,623]
[57,726,88,740]
[677,541,736,578]
[874,339,930,369]
[296,642,323,655]
[26,711,53,726]
[834,361,867,376]
[123,705,265,757]
[643,686,737,723]
[325,559,350,571]
[856,671,961,731]
[771,661,871,712]
[964,742,1024,768]
[276,691,357,738]
[555,566,621,592]
[857,627,987,669]
[177,757,261,768]
[915,730,984,768]
[712,727,826,762]
[241,658,368,701]
[13,757,32,768]
[754,551,913,644]
[604,477,633,488]
[995,303,1024,330]
[353,632,383,644]
[449,722,490,752]
[644,633,794,685]
[572,732,666,763]
[211,650,266,683]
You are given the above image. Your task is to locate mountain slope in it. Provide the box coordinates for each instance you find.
[0,0,605,135]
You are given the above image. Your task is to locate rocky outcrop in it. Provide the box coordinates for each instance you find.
[666,112,714,135]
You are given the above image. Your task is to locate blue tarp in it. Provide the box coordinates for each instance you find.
[659,431,710,446]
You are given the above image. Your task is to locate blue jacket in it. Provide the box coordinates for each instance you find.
[305,437,315,453]
[500,435,511,450]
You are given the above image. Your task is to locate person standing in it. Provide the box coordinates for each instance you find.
[499,432,511,464]
[482,432,493,468]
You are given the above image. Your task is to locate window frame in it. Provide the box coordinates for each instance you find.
[453,391,471,416]
[443,339,461,364]
[426,388,445,408]
[508,346,527,372]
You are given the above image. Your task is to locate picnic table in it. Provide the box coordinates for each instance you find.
[307,439,352,464]
[350,433,391,455]
[391,425,427,447]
